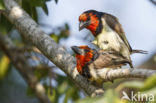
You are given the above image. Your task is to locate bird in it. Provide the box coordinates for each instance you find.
[78,10,147,68]
[71,45,131,86]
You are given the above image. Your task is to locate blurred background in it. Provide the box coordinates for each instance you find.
[0,0,156,103]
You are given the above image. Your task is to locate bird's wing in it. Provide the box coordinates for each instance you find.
[92,51,130,69]
[103,13,132,52]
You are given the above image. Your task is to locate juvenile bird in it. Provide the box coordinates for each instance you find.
[71,45,131,85]
[79,10,147,68]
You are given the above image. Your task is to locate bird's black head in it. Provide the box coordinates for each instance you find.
[79,10,103,36]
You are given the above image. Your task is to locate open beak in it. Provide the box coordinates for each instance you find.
[79,21,90,31]
[71,46,82,55]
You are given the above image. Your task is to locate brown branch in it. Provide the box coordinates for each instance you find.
[0,34,52,103]
[2,0,156,97]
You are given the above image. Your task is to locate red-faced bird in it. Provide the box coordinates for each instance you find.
[71,45,131,85]
[79,10,147,68]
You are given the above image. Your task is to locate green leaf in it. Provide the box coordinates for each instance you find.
[28,0,44,6]
[76,89,123,103]
[0,15,13,34]
[58,81,68,94]
[26,0,49,15]
[42,3,49,15]
[48,88,56,102]
[0,55,10,79]
[34,66,49,80]
[64,88,73,103]
[141,87,156,97]
[0,0,5,10]
[26,87,35,97]
[50,34,59,43]
[22,0,38,22]
[63,87,79,103]
[119,81,144,90]
[141,75,156,91]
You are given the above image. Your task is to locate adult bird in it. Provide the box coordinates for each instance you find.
[71,45,131,85]
[79,10,147,68]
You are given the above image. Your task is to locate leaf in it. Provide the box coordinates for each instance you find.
[26,0,49,15]
[141,75,156,91]
[42,3,49,15]
[28,0,44,6]
[34,66,49,80]
[0,55,10,79]
[0,0,5,10]
[26,87,35,97]
[141,87,156,97]
[58,81,68,94]
[117,81,144,91]
[55,0,58,4]
[22,0,38,22]
[76,89,125,103]
[48,88,56,102]
[64,88,73,103]
[0,15,13,34]
[50,34,59,43]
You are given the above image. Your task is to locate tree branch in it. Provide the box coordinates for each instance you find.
[92,68,156,82]
[2,0,103,97]
[0,34,52,103]
[2,0,156,97]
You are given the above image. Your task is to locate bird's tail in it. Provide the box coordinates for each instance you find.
[131,49,148,54]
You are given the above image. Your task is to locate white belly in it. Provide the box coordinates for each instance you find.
[93,31,123,51]
[92,31,131,60]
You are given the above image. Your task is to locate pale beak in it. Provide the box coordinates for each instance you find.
[71,46,82,55]
[79,21,90,31]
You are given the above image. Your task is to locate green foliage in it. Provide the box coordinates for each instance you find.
[53,75,79,103]
[76,89,125,103]
[34,65,49,80]
[119,81,144,90]
[50,23,70,43]
[23,0,49,15]
[0,55,10,79]
[26,75,80,103]
[0,15,13,34]
[0,0,5,10]
[26,86,35,97]
[0,0,56,34]
[76,75,156,103]
[141,75,156,91]
[118,75,156,92]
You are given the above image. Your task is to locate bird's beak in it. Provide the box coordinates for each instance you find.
[79,21,90,31]
[71,46,82,55]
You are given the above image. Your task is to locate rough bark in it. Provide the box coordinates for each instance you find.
[94,68,156,82]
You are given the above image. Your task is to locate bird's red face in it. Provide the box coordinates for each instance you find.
[71,46,93,74]
[79,11,100,36]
